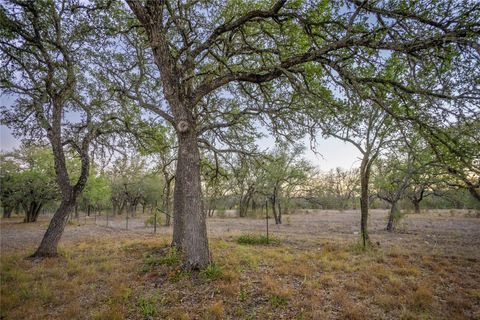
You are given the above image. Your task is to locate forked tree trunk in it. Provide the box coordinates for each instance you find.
[173,130,210,268]
[239,185,254,217]
[23,202,43,223]
[32,196,75,257]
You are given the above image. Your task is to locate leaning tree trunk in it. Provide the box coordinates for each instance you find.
[173,129,210,268]
[32,132,90,257]
[32,196,75,257]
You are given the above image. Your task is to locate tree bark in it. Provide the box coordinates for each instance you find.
[386,201,398,232]
[271,187,282,224]
[23,202,43,223]
[412,200,421,214]
[277,200,282,224]
[163,175,174,227]
[239,185,254,217]
[32,198,75,257]
[173,130,210,268]
[359,155,372,247]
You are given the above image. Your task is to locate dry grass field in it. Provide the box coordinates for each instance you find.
[1,209,479,319]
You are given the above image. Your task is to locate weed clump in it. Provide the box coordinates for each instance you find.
[200,263,223,281]
[142,247,181,273]
[138,295,157,318]
[237,234,278,245]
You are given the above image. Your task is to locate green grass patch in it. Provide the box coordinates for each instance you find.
[142,247,181,273]
[138,295,157,318]
[270,294,288,307]
[200,263,223,281]
[237,234,279,246]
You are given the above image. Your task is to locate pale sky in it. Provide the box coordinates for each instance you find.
[0,124,361,171]
[0,95,361,171]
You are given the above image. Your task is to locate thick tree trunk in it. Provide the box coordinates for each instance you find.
[32,198,74,257]
[173,131,210,268]
[468,186,480,202]
[412,200,421,214]
[386,201,398,232]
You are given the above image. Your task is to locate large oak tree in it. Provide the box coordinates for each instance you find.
[121,0,478,268]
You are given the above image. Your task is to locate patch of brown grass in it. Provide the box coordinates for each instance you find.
[408,284,434,310]
[1,220,480,320]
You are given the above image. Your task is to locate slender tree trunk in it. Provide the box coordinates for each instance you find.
[112,200,118,215]
[119,201,125,215]
[32,197,75,257]
[386,201,398,232]
[271,191,281,225]
[173,130,210,268]
[277,200,282,224]
[164,180,171,227]
[74,204,79,219]
[359,156,371,247]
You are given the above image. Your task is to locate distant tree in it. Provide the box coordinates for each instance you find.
[201,158,228,217]
[257,145,313,224]
[0,146,58,222]
[322,168,359,210]
[228,156,261,218]
[317,100,396,246]
[81,171,111,217]
[374,133,429,231]
[0,0,120,257]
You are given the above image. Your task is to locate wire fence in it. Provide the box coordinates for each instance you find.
[65,208,173,235]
